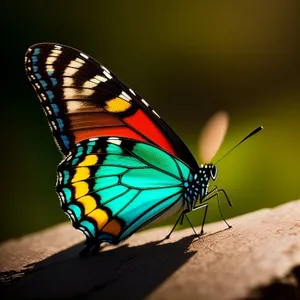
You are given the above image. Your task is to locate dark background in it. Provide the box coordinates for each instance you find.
[2,0,300,241]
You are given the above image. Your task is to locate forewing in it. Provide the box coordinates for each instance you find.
[25,43,198,169]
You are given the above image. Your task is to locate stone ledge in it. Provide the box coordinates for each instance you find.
[0,200,299,300]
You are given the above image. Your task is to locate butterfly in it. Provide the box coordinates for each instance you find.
[25,43,262,256]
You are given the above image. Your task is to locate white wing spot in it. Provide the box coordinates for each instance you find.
[52,49,61,54]
[108,137,120,140]
[46,65,55,73]
[75,57,85,64]
[57,173,63,184]
[101,65,110,73]
[51,49,62,56]
[63,58,97,99]
[141,99,150,107]
[67,210,76,222]
[110,140,122,145]
[90,78,99,84]
[80,52,89,59]
[62,59,96,98]
[46,56,57,64]
[119,91,132,102]
[89,137,99,141]
[66,101,83,112]
[45,106,52,115]
[58,193,64,205]
[63,77,74,87]
[108,137,122,145]
[103,70,112,79]
[63,59,81,77]
[83,80,98,89]
[68,59,84,68]
[63,88,76,98]
[129,88,136,96]
[64,87,95,99]
[54,45,62,50]
[51,121,57,130]
[46,47,62,65]
[152,110,160,118]
[94,75,107,83]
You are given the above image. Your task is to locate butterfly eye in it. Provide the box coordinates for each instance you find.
[210,165,218,180]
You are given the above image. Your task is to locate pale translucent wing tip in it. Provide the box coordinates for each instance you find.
[198,111,229,163]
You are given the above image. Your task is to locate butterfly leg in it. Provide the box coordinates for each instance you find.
[166,204,208,239]
[202,186,232,229]
[189,203,208,234]
[216,188,232,229]
[165,209,189,239]
[79,239,101,257]
[180,203,208,236]
[182,213,201,239]
[218,188,232,207]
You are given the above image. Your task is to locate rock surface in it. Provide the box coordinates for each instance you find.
[0,200,299,300]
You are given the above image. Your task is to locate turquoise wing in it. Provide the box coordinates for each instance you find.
[56,137,192,246]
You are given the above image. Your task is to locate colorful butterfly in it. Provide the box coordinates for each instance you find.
[25,43,262,256]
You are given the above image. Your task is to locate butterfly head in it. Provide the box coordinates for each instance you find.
[199,163,218,180]
[197,163,218,202]
[204,163,218,180]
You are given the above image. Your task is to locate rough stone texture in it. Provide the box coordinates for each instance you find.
[0,200,299,300]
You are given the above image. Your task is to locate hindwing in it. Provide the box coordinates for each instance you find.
[56,137,192,243]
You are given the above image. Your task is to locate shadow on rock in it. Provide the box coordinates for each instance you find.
[244,265,300,300]
[1,235,196,299]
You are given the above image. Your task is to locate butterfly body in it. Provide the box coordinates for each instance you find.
[25,43,224,255]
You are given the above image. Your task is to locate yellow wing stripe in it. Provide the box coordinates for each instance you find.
[77,195,97,214]
[88,209,109,230]
[105,97,131,113]
[78,155,98,167]
[71,167,90,183]
[72,181,89,199]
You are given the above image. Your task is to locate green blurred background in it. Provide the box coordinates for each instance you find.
[1,0,300,241]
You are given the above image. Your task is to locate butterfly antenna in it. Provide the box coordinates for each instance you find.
[214,126,263,165]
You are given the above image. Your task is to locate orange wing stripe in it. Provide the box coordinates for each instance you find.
[74,127,147,144]
[73,109,176,156]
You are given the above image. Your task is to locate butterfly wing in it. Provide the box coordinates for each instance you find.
[56,137,192,247]
[199,111,229,162]
[25,43,198,170]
